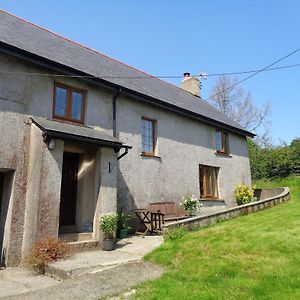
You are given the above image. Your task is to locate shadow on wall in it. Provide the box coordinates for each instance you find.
[0,170,14,267]
[117,169,145,231]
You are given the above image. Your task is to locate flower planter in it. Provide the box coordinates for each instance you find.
[102,238,115,251]
[119,228,129,239]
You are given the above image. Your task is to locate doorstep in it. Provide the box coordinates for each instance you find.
[59,232,100,252]
[59,232,93,242]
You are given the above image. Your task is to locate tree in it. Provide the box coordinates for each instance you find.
[247,138,268,179]
[248,138,296,180]
[209,76,270,132]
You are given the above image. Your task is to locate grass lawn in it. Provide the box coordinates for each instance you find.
[134,176,300,300]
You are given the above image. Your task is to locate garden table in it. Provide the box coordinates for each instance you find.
[134,209,164,236]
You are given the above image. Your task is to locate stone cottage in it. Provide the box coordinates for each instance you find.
[0,10,254,266]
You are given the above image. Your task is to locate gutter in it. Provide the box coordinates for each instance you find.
[113,87,122,138]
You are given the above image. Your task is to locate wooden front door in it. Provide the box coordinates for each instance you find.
[59,152,79,229]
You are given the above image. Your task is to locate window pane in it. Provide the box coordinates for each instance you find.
[215,131,222,152]
[55,87,67,117]
[205,169,212,195]
[211,169,217,197]
[200,166,218,199]
[71,91,83,120]
[222,133,228,153]
[199,167,204,197]
[141,119,154,153]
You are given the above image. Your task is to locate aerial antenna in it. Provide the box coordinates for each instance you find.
[198,72,208,91]
[198,72,208,80]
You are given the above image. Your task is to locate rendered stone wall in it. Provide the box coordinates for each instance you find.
[0,112,30,265]
[117,95,251,211]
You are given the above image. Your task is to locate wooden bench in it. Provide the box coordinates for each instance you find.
[148,201,188,222]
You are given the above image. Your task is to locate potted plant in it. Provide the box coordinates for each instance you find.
[100,213,117,251]
[117,213,131,239]
[180,195,200,217]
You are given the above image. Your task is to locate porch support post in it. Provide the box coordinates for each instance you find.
[93,147,118,240]
[22,123,64,259]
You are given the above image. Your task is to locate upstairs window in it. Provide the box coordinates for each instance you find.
[53,83,86,124]
[215,129,228,154]
[141,117,156,155]
[199,165,219,199]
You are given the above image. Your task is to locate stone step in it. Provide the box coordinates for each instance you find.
[68,240,100,253]
[59,232,94,242]
[45,236,163,281]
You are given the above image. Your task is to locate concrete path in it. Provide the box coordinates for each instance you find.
[4,262,163,300]
[0,268,59,298]
[0,235,164,299]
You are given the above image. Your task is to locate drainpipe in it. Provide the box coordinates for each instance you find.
[113,88,122,138]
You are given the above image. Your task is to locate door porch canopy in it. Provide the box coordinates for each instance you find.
[30,117,131,153]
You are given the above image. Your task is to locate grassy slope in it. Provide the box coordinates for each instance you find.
[134,177,300,300]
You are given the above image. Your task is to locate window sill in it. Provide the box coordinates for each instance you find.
[53,116,85,126]
[199,198,224,201]
[215,151,232,157]
[140,153,161,159]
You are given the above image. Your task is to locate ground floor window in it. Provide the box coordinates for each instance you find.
[199,165,219,199]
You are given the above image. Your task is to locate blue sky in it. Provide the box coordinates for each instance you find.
[1,0,299,145]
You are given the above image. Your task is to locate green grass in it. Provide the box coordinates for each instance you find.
[134,176,300,300]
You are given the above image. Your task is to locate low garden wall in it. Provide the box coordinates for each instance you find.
[166,187,290,230]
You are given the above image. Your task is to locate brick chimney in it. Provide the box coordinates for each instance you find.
[181,72,200,96]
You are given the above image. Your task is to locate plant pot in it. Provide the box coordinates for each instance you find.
[119,228,129,239]
[102,238,115,251]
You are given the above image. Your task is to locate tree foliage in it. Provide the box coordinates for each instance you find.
[248,138,300,179]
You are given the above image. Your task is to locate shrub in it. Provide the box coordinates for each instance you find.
[235,184,254,205]
[26,237,71,273]
[100,213,117,239]
[179,195,199,211]
[117,212,131,230]
[164,227,187,241]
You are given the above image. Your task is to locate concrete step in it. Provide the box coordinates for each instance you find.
[45,235,163,280]
[9,261,164,300]
[59,232,94,242]
[67,239,100,253]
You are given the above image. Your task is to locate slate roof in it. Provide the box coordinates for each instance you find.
[31,117,125,148]
[0,10,253,137]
